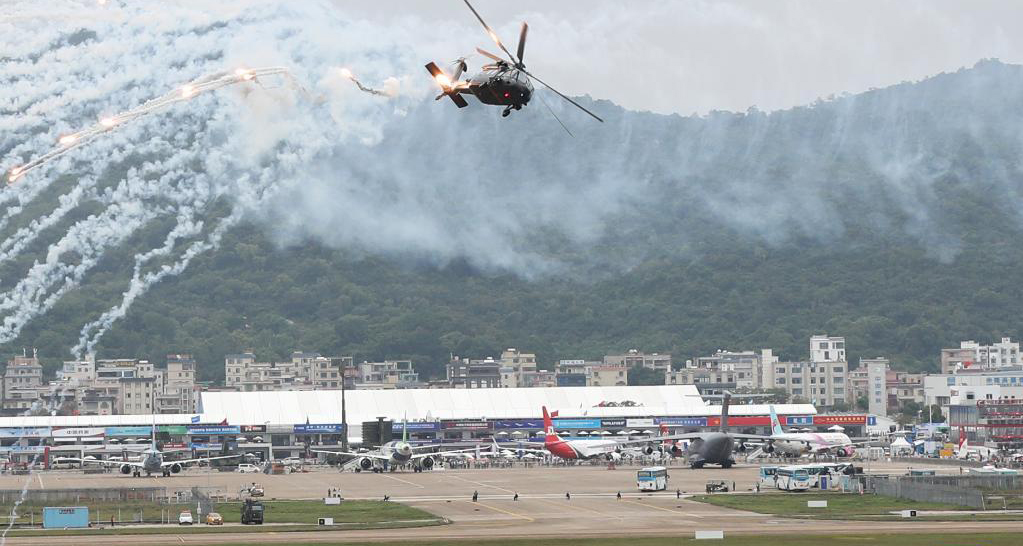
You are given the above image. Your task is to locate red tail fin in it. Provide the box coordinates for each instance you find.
[542,406,561,445]
[660,422,670,445]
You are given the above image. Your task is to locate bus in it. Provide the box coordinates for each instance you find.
[758,466,779,488]
[637,466,668,491]
[774,466,812,492]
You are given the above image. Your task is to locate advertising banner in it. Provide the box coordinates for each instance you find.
[294,424,344,434]
[52,427,105,438]
[867,416,877,426]
[552,419,601,429]
[722,416,770,426]
[187,425,240,435]
[493,420,543,429]
[655,417,706,427]
[786,416,814,426]
[158,426,188,435]
[390,422,439,432]
[600,419,627,428]
[241,425,266,433]
[441,420,491,430]
[813,415,867,426]
[266,424,294,434]
[625,418,655,428]
[105,426,153,437]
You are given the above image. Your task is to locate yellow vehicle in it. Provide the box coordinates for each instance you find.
[205,512,223,525]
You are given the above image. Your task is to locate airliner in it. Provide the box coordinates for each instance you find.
[313,420,473,472]
[765,406,857,457]
[70,417,238,476]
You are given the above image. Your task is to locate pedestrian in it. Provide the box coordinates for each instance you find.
[732,481,735,491]
[383,495,390,501]
[565,492,571,500]
[616,491,622,500]
[755,483,760,494]
[472,490,478,502]
[513,492,519,501]
[676,488,681,499]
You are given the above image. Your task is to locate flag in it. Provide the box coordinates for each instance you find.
[190,415,200,424]
[219,418,228,426]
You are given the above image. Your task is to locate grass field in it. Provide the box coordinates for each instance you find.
[689,493,968,517]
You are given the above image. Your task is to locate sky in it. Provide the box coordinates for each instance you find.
[336,0,1023,115]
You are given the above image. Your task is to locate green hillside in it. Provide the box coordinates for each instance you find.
[4,60,1023,382]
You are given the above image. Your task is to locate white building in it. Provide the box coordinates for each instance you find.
[604,350,671,373]
[863,358,889,417]
[953,338,1021,371]
[810,335,846,363]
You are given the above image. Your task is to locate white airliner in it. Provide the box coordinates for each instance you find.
[69,417,238,476]
[313,420,473,472]
[765,406,858,457]
[957,437,1000,461]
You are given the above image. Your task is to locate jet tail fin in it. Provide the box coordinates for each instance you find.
[719,391,731,433]
[769,405,785,436]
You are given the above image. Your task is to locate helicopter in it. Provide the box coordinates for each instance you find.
[425,0,603,130]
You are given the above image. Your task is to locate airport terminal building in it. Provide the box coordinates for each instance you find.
[0,385,876,463]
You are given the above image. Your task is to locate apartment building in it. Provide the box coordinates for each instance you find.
[47,355,195,415]
[604,350,671,373]
[499,348,537,388]
[850,357,890,416]
[555,360,627,387]
[224,351,353,391]
[2,354,45,412]
[446,357,501,388]
[688,349,778,389]
[761,335,849,407]
[353,360,421,389]
[941,338,1020,373]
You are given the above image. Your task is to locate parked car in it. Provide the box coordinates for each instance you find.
[178,510,193,525]
[205,512,223,525]
[236,463,260,473]
[705,481,730,493]
[248,483,265,497]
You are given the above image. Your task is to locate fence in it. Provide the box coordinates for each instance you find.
[0,487,165,504]
[867,476,985,508]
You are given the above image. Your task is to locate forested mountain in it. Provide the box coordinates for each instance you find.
[4,59,1023,382]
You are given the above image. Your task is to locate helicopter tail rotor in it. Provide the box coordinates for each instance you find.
[425,62,468,108]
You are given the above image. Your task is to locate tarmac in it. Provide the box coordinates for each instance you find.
[2,460,1021,545]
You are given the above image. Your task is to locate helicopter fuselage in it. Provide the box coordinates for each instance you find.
[463,68,532,108]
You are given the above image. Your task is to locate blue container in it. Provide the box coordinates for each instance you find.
[43,507,89,529]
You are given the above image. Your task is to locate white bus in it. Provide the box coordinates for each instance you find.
[637,466,668,491]
[758,466,779,488]
[774,466,812,492]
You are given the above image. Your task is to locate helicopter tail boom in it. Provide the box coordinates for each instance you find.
[425,62,468,108]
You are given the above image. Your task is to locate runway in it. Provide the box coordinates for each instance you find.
[4,461,1021,544]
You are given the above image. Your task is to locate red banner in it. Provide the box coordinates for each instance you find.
[813,415,866,425]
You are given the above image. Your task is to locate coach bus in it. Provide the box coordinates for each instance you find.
[774,466,812,492]
[637,466,668,491]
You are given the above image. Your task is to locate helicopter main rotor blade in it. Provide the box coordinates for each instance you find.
[463,0,517,64]
[516,22,528,64]
[537,91,573,137]
[521,68,604,122]
[476,47,504,63]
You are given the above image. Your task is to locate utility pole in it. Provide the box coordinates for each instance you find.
[335,357,349,452]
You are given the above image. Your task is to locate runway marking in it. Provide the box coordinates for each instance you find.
[462,500,534,522]
[620,498,690,516]
[448,474,516,494]
[534,497,622,520]
[379,473,425,488]
[36,472,44,489]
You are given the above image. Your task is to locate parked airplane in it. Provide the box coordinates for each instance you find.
[313,420,473,472]
[957,436,1000,461]
[763,406,858,457]
[69,418,238,477]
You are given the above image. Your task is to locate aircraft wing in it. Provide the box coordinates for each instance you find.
[62,458,142,469]
[161,454,239,468]
[411,448,478,460]
[310,449,390,460]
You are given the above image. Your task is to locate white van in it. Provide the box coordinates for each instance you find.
[236,463,260,473]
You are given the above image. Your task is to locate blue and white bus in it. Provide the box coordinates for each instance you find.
[637,466,668,491]
[774,466,812,492]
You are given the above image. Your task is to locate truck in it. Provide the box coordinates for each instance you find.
[241,499,264,525]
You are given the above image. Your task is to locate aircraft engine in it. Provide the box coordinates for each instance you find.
[836,446,854,457]
[359,457,374,470]
[642,446,655,455]
[605,452,621,463]
[737,442,747,453]
[420,456,434,469]
[765,444,775,453]
[119,464,133,475]
[670,443,685,457]
[170,463,183,474]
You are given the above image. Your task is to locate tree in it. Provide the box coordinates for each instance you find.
[628,366,664,386]
[855,396,869,412]
[928,404,946,423]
